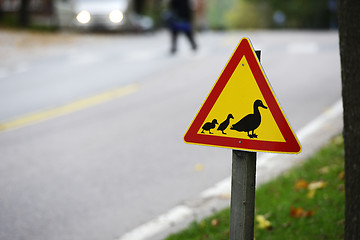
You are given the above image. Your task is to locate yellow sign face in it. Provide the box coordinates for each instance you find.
[184,38,301,153]
[199,57,285,142]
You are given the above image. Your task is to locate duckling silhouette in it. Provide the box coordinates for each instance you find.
[230,100,267,138]
[201,119,218,134]
[217,114,234,134]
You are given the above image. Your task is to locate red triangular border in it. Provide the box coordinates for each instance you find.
[184,38,301,154]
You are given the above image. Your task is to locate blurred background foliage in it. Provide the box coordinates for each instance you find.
[142,0,337,30]
[206,0,337,30]
[0,0,337,30]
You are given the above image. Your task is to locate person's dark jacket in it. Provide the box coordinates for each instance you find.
[170,0,192,22]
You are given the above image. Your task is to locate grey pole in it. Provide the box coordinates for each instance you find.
[229,150,257,240]
[229,50,260,240]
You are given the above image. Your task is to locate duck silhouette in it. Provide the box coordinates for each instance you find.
[201,119,218,134]
[230,99,267,138]
[217,114,234,134]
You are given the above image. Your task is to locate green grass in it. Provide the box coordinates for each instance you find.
[165,135,345,240]
[0,14,58,32]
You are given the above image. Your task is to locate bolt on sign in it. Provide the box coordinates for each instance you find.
[184,38,301,154]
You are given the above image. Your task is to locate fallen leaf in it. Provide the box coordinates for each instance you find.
[211,218,219,227]
[219,193,231,199]
[294,179,308,190]
[306,189,316,199]
[307,210,315,217]
[256,215,271,229]
[194,164,204,172]
[308,180,327,190]
[302,180,327,198]
[318,166,330,174]
[290,206,314,218]
[338,171,345,180]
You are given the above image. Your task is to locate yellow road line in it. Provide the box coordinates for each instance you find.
[0,84,139,132]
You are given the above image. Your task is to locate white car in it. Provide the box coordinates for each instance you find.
[54,0,153,31]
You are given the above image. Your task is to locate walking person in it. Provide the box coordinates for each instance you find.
[165,0,197,54]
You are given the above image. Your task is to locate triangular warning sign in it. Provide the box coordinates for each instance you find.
[184,38,301,154]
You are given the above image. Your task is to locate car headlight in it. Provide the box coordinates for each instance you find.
[76,10,91,24]
[109,10,124,23]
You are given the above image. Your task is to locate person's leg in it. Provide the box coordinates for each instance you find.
[171,28,178,54]
[184,29,197,51]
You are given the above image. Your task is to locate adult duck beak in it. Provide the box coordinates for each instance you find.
[261,103,268,109]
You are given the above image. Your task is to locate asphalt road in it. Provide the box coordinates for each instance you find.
[0,30,341,240]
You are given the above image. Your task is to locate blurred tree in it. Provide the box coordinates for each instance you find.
[19,0,30,27]
[238,0,335,28]
[145,0,163,28]
[225,0,271,29]
[134,0,162,28]
[0,1,3,21]
[338,0,360,239]
[135,0,146,14]
[207,0,234,29]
